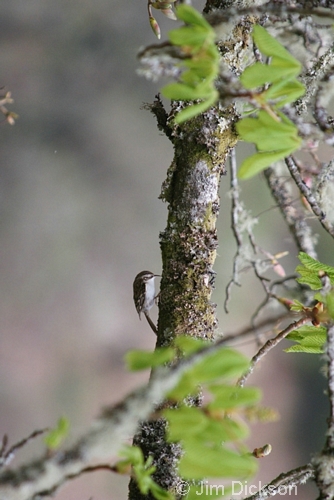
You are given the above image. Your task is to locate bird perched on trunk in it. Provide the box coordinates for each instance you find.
[133,270,160,334]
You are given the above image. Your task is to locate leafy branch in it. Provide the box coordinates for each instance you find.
[161,5,219,123]
[236,25,305,179]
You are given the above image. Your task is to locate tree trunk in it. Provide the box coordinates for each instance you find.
[128,98,238,499]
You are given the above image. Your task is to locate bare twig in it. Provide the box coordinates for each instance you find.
[238,317,310,387]
[263,165,318,258]
[223,311,292,346]
[0,429,48,468]
[285,156,334,239]
[225,148,244,312]
[243,463,315,500]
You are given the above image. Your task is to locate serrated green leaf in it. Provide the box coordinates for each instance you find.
[252,25,301,72]
[298,252,334,278]
[287,325,326,342]
[125,347,174,371]
[175,4,212,30]
[238,148,296,180]
[207,385,261,410]
[285,344,324,354]
[295,266,323,290]
[285,325,326,354]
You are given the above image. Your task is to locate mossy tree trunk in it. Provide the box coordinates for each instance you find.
[128,99,238,499]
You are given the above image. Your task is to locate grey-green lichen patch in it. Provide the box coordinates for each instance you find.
[180,160,219,224]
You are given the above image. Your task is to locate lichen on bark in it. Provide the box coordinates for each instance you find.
[157,103,238,347]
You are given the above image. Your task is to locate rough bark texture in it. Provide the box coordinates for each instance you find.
[128,101,238,500]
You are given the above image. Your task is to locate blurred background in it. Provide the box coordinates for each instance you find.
[0,1,332,498]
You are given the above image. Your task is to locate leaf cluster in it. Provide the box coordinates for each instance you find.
[286,252,334,354]
[126,337,261,499]
[236,25,305,179]
[117,446,172,500]
[161,5,219,124]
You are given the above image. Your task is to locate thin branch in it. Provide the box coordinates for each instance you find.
[295,42,334,116]
[223,311,292,345]
[263,165,318,258]
[225,149,243,313]
[285,156,334,239]
[243,463,315,500]
[238,317,310,387]
[0,429,48,468]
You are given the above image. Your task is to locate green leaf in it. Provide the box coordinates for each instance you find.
[285,325,326,354]
[164,406,249,443]
[44,417,70,450]
[188,347,249,383]
[175,4,212,30]
[238,148,296,180]
[183,58,218,79]
[290,300,305,312]
[168,347,249,400]
[240,63,287,89]
[207,385,261,410]
[179,443,257,479]
[174,335,210,354]
[295,266,323,290]
[119,444,144,464]
[296,253,334,290]
[125,347,175,371]
[236,110,300,151]
[285,344,324,353]
[164,406,208,439]
[298,252,334,277]
[169,26,209,49]
[162,82,213,100]
[265,80,305,105]
[252,25,301,73]
[173,91,219,124]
